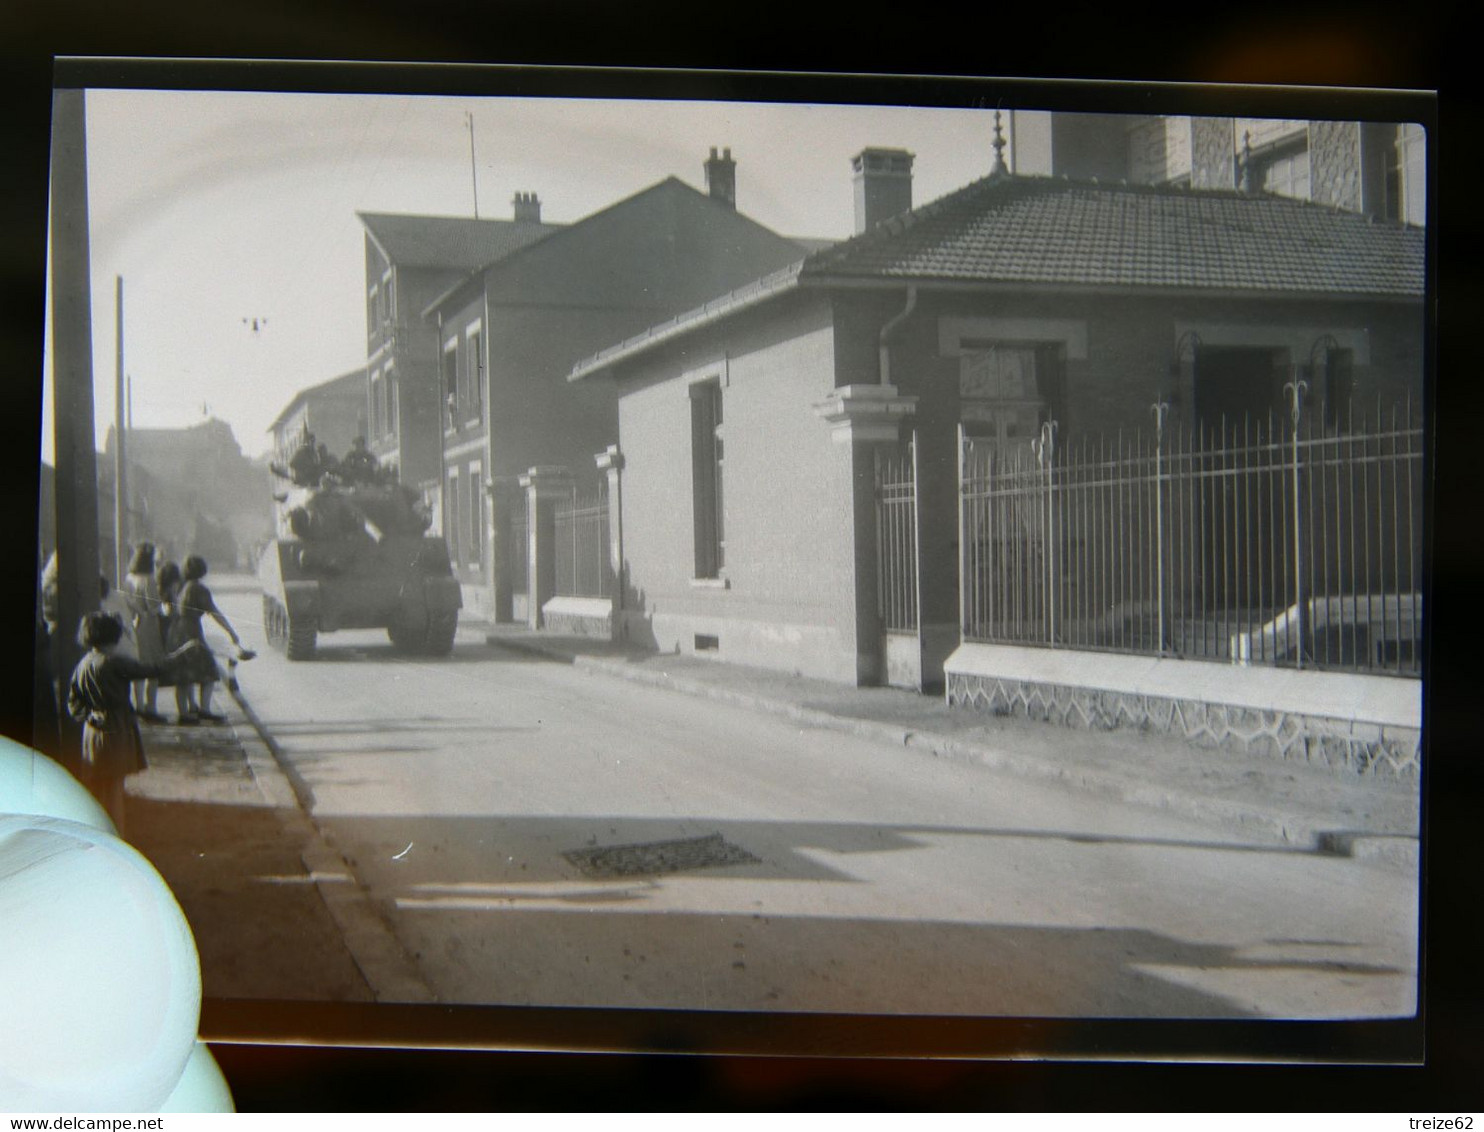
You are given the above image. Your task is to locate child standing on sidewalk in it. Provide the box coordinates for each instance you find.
[66,611,202,827]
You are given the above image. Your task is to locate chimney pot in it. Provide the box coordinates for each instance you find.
[704,145,737,210]
[852,147,915,234]
[513,192,542,223]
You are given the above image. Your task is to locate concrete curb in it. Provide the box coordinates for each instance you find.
[489,633,1418,870]
[227,686,438,1004]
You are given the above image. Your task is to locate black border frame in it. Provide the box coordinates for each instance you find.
[3,20,1468,1109]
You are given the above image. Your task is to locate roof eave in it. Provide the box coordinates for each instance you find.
[569,261,808,382]
[569,257,1421,382]
[795,272,1424,304]
[423,270,485,322]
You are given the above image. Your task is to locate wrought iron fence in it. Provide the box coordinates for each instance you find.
[506,495,528,594]
[959,396,1423,676]
[876,435,919,633]
[554,484,612,599]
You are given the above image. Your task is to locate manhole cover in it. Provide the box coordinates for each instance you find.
[563,833,760,879]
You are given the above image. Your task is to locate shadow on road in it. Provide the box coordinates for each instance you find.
[118,763,1414,1018]
[122,791,375,1003]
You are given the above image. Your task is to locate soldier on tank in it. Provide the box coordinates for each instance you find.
[317,442,341,485]
[287,432,324,488]
[339,436,379,485]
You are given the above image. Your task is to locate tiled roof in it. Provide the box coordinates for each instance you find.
[800,173,1424,297]
[787,235,839,255]
[569,173,1425,382]
[358,212,563,270]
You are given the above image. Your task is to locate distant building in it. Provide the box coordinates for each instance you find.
[100,418,274,574]
[1042,114,1426,226]
[268,366,369,472]
[421,151,818,620]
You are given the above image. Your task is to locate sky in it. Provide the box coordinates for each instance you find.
[43,88,1055,463]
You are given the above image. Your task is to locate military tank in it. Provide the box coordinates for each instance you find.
[259,478,462,661]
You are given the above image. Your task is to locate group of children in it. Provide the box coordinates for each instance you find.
[63,542,256,819]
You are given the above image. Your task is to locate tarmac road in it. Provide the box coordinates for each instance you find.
[200,582,1419,1021]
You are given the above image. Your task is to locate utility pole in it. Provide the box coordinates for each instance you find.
[115,275,128,588]
[49,87,102,758]
[467,111,480,219]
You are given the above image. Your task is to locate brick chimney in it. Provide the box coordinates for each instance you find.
[705,147,736,209]
[512,191,542,223]
[853,148,914,234]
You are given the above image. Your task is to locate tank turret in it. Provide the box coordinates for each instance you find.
[259,477,462,660]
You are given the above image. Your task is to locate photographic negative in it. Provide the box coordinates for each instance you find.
[33,61,1433,1063]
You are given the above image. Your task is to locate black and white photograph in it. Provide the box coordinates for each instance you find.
[19,57,1441,1095]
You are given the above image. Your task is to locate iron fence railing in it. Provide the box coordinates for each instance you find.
[554,484,612,599]
[876,435,919,633]
[959,397,1423,676]
[506,495,529,594]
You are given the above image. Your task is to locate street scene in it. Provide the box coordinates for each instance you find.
[123,577,1419,1021]
[33,83,1426,1035]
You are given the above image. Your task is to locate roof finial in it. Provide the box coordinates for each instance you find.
[1238,129,1254,193]
[991,110,1010,176]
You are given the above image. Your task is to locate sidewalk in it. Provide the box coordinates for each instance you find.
[480,621,1421,870]
[124,705,432,1008]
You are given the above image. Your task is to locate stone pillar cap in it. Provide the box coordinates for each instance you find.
[814,384,918,444]
[518,465,574,490]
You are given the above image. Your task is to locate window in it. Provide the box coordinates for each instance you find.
[957,341,1066,444]
[467,329,483,422]
[442,342,459,430]
[690,380,724,578]
[1387,123,1426,226]
[386,366,399,439]
[369,370,382,438]
[465,461,481,569]
[445,473,460,565]
[1249,143,1311,201]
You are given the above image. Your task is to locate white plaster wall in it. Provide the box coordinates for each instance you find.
[616,297,861,681]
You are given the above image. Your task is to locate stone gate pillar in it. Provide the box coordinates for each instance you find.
[487,476,522,623]
[813,384,918,686]
[595,445,624,611]
[518,465,573,630]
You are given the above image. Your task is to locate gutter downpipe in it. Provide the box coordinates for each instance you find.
[876,284,919,686]
[878,285,918,387]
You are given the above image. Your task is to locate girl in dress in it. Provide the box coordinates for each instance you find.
[122,542,165,722]
[166,555,252,725]
[154,560,187,723]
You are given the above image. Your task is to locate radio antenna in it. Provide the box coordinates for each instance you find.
[466,110,480,219]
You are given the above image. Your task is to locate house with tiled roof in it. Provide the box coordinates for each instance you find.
[420,149,817,621]
[569,136,1426,758]
[359,204,564,496]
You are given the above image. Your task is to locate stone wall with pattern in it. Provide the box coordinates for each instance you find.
[1191,117,1236,189]
[947,671,1421,779]
[1310,120,1364,213]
